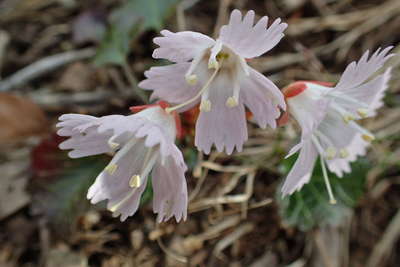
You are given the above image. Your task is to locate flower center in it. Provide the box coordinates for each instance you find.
[171,42,250,113]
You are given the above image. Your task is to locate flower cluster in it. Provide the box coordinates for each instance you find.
[58,9,394,221]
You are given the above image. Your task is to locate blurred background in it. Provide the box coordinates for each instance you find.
[0,0,399,266]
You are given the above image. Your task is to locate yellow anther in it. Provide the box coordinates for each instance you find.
[362,134,375,142]
[109,205,118,212]
[185,74,197,86]
[105,164,117,175]
[226,97,238,108]
[339,148,349,158]
[108,141,119,150]
[357,108,369,118]
[200,99,211,112]
[129,175,141,188]
[325,147,337,160]
[208,59,219,69]
[329,199,337,205]
[216,52,229,60]
[343,114,355,123]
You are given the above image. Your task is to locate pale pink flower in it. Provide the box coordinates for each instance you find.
[139,9,287,154]
[281,47,394,202]
[57,103,188,222]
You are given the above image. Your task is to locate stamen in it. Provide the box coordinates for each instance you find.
[315,130,336,152]
[226,79,240,108]
[185,74,197,85]
[109,147,158,213]
[343,114,355,124]
[362,134,375,142]
[208,40,223,69]
[226,97,238,107]
[105,163,117,175]
[312,136,337,204]
[185,50,206,85]
[357,108,369,118]
[107,135,120,150]
[109,192,134,212]
[200,99,211,112]
[325,147,337,160]
[106,138,137,173]
[208,59,219,69]
[339,148,349,158]
[129,175,141,188]
[320,157,337,205]
[348,121,375,142]
[238,56,250,76]
[166,60,223,113]
[331,103,356,123]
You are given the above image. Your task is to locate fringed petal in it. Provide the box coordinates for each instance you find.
[153,30,214,62]
[219,10,287,59]
[281,140,318,196]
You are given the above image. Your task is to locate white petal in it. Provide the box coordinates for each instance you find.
[152,30,215,62]
[152,146,188,223]
[332,68,391,117]
[138,63,199,110]
[219,10,287,58]
[195,74,248,155]
[281,139,318,196]
[327,133,369,177]
[334,47,394,92]
[287,90,330,139]
[240,68,285,129]
[57,115,113,157]
[87,141,153,221]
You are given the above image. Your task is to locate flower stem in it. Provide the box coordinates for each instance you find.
[122,62,148,103]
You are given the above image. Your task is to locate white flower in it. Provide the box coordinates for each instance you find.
[139,9,287,154]
[57,103,188,222]
[281,47,394,203]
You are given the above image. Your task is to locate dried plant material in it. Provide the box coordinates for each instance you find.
[0,160,30,219]
[46,247,88,267]
[366,210,400,267]
[0,30,10,73]
[0,48,95,91]
[0,93,48,144]
[213,223,254,260]
[57,62,96,91]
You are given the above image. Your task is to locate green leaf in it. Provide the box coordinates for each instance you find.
[44,156,108,235]
[94,0,180,66]
[277,155,369,231]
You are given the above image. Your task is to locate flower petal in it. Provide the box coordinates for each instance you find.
[87,140,152,221]
[281,139,318,196]
[240,67,285,128]
[334,47,394,92]
[138,63,199,109]
[318,110,362,149]
[219,10,287,58]
[327,133,368,177]
[57,114,113,158]
[332,68,391,117]
[152,30,215,62]
[287,90,330,139]
[195,74,248,155]
[152,146,188,223]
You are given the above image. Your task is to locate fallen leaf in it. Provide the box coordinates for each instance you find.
[0,93,48,145]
